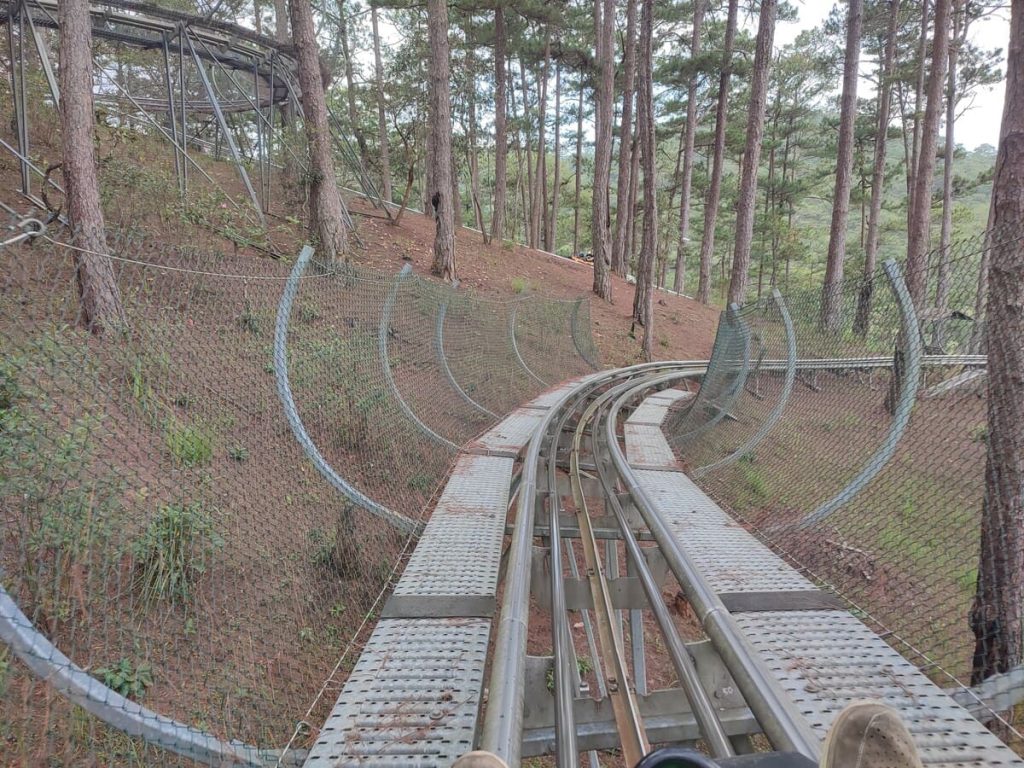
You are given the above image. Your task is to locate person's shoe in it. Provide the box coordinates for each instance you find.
[821,700,924,768]
[451,750,510,768]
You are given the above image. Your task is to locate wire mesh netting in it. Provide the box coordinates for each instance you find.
[0,228,598,764]
[663,235,1024,752]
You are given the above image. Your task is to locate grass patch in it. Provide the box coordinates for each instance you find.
[131,502,222,604]
[164,420,213,466]
[511,277,530,294]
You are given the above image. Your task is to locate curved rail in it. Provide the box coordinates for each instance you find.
[378,264,461,451]
[695,288,796,477]
[797,259,922,529]
[606,372,823,760]
[274,246,420,534]
[0,590,275,766]
[434,296,497,419]
[569,297,601,370]
[670,304,752,447]
[508,302,549,388]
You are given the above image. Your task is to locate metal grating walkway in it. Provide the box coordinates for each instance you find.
[624,389,1024,767]
[303,387,549,767]
[627,387,693,426]
[624,423,680,470]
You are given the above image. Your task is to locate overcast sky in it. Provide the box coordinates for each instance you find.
[777,1,1010,150]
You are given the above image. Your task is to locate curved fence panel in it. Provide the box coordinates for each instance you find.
[666,236,1024,748]
[0,232,600,764]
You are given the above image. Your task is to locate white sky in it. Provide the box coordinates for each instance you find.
[777,1,1010,150]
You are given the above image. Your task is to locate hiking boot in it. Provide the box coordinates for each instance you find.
[451,750,510,768]
[821,701,924,768]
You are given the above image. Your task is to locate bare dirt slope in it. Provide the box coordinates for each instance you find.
[346,198,720,366]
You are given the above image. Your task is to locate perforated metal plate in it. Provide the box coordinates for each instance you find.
[524,380,585,409]
[469,407,545,456]
[628,390,694,425]
[394,454,513,597]
[635,469,816,593]
[734,611,1024,767]
[647,388,693,404]
[304,618,490,767]
[624,423,680,469]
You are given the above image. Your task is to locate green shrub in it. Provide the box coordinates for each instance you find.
[164,421,213,466]
[95,658,153,700]
[132,502,222,604]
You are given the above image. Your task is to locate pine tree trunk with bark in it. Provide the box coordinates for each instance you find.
[337,0,367,173]
[60,0,125,334]
[674,0,706,295]
[427,0,456,280]
[548,62,561,252]
[612,0,638,277]
[971,0,1024,684]
[290,0,349,264]
[633,0,656,362]
[592,0,615,301]
[821,0,863,329]
[727,0,776,306]
[906,0,951,306]
[855,0,900,336]
[371,8,392,202]
[572,82,583,258]
[490,5,508,244]
[697,0,739,304]
[934,0,966,349]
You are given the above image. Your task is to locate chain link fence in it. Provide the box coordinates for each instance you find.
[0,227,598,765]
[666,234,1023,753]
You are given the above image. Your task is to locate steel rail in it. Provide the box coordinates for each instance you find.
[606,371,822,760]
[547,391,591,765]
[481,360,698,765]
[569,390,650,765]
[587,378,736,759]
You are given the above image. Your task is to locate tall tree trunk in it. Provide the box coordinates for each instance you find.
[697,0,739,304]
[727,0,776,306]
[548,61,561,253]
[274,0,289,40]
[572,81,584,258]
[427,0,455,280]
[855,0,900,336]
[465,18,486,239]
[633,0,656,363]
[290,0,349,264]
[934,0,966,349]
[59,0,125,333]
[592,0,615,301]
[612,0,638,277]
[520,60,536,248]
[532,34,550,251]
[821,0,864,329]
[971,0,1024,684]
[337,0,368,172]
[490,5,508,244]
[908,0,932,216]
[674,0,706,295]
[906,0,952,306]
[371,8,392,202]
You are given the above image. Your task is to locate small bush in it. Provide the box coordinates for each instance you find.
[165,421,213,466]
[132,502,222,604]
[511,277,530,294]
[95,658,153,701]
[228,444,250,462]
